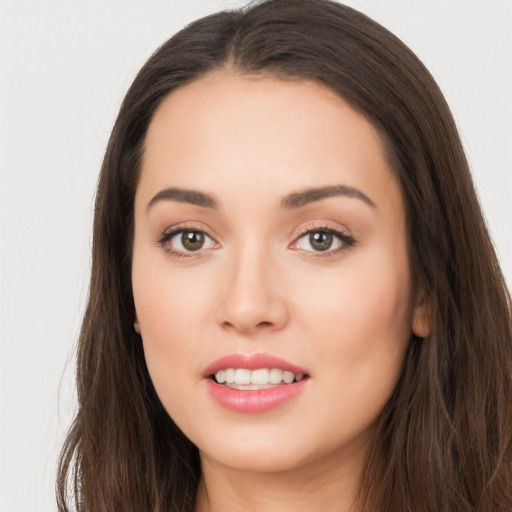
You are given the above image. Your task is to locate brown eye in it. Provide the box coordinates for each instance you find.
[165,229,217,254]
[293,228,351,254]
[309,232,333,251]
[181,231,205,251]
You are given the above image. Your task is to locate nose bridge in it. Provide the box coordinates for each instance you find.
[217,238,288,333]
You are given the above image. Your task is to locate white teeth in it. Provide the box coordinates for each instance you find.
[269,368,284,384]
[251,368,269,385]
[214,368,306,387]
[283,371,294,384]
[234,368,251,385]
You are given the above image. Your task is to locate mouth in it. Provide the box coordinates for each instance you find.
[203,354,310,413]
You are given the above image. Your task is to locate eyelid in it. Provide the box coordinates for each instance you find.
[158,221,218,239]
[292,220,352,239]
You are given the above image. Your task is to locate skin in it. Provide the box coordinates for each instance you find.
[132,70,430,512]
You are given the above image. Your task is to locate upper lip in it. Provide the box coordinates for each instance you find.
[202,353,310,378]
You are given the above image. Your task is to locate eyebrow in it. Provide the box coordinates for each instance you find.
[146,184,375,212]
[147,187,219,211]
[281,185,376,209]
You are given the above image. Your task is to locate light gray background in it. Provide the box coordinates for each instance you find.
[1,1,511,510]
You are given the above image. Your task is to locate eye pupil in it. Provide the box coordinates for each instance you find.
[310,232,333,251]
[182,231,205,251]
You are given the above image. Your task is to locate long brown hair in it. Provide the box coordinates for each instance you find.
[57,1,512,510]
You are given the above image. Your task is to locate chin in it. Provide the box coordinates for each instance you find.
[200,443,311,474]
[190,420,340,475]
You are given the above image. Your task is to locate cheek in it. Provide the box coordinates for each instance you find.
[132,222,219,325]
[131,248,218,416]
[291,247,412,397]
[133,280,210,428]
[135,269,211,337]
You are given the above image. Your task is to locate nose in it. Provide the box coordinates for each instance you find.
[216,247,289,335]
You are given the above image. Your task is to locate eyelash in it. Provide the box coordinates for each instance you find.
[157,224,356,259]
[157,224,217,259]
[291,225,356,258]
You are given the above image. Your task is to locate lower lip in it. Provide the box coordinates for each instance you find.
[205,378,308,413]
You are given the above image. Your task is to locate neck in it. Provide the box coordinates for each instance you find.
[195,449,362,512]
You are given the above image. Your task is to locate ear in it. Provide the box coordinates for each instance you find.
[133,311,141,334]
[412,287,432,338]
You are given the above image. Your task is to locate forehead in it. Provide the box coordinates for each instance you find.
[138,70,403,217]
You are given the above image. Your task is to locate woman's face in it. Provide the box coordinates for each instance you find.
[132,71,428,475]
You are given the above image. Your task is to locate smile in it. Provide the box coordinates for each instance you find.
[203,354,310,413]
[213,368,306,389]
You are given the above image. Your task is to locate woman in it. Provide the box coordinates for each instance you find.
[57,0,512,510]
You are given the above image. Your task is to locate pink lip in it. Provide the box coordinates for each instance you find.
[203,353,310,414]
[205,379,307,413]
[202,353,309,377]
